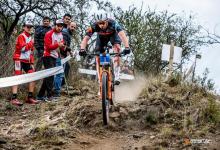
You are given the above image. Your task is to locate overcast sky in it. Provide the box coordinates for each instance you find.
[106,0,220,92]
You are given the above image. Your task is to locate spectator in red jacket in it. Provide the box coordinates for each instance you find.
[37,19,66,101]
[11,21,39,106]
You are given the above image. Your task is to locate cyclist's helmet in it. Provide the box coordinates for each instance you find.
[93,11,109,23]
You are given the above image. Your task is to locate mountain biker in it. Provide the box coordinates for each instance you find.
[79,13,131,85]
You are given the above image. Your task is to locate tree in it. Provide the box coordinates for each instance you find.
[0,0,69,45]
[113,6,206,74]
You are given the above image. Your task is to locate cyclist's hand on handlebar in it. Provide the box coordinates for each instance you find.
[79,49,87,56]
[123,47,131,55]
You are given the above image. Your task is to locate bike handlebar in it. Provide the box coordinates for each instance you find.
[85,52,125,57]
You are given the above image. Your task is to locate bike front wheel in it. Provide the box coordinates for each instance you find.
[102,72,109,125]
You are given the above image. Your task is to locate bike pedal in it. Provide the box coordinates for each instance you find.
[114,80,120,85]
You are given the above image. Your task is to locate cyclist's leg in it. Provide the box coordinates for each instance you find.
[110,33,121,84]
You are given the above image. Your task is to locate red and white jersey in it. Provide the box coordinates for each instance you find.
[43,28,64,58]
[13,31,34,63]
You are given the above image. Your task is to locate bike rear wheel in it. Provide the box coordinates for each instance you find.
[102,72,109,125]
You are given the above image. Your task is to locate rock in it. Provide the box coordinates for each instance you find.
[68,90,81,96]
[82,86,90,92]
[50,109,63,119]
[150,135,155,139]
[22,114,28,119]
[119,107,128,115]
[86,93,95,99]
[130,133,145,139]
[68,86,74,90]
[110,112,120,118]
[16,125,24,130]
[0,138,6,144]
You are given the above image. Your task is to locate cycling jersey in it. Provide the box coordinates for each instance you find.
[86,18,123,52]
[86,18,123,38]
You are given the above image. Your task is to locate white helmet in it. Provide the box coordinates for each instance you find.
[93,10,114,22]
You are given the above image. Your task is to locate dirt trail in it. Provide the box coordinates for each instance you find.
[0,78,219,150]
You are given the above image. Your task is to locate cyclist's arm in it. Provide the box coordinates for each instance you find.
[81,24,96,49]
[118,30,129,48]
[80,35,90,49]
[113,20,130,48]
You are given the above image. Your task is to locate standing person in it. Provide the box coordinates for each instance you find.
[11,21,38,106]
[61,14,72,86]
[54,21,77,97]
[79,14,131,85]
[34,16,52,71]
[37,19,66,101]
[63,13,72,28]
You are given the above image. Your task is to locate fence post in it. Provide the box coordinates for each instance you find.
[166,40,175,82]
[192,53,202,83]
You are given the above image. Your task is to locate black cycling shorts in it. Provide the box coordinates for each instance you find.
[14,61,34,75]
[95,33,121,53]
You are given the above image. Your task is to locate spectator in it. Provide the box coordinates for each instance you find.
[61,14,73,86]
[37,19,66,101]
[34,16,52,71]
[11,21,38,106]
[54,21,77,97]
[63,13,72,28]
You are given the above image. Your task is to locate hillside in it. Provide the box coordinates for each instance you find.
[0,75,219,150]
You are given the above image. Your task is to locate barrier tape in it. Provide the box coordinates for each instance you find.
[0,55,73,88]
[61,55,71,65]
[78,68,135,80]
[0,66,64,88]
[0,51,134,88]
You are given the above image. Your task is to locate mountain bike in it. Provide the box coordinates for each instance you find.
[86,46,124,125]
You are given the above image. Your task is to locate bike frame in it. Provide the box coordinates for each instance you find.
[96,53,113,102]
[84,48,123,125]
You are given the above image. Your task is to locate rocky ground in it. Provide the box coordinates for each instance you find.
[0,76,219,150]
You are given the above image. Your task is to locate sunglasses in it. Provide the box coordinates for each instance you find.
[97,21,105,25]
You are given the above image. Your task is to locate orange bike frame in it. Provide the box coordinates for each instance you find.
[96,56,113,101]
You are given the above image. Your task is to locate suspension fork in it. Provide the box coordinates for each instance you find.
[97,56,113,101]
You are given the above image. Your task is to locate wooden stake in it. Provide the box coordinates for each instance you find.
[164,40,175,84]
[168,40,175,76]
